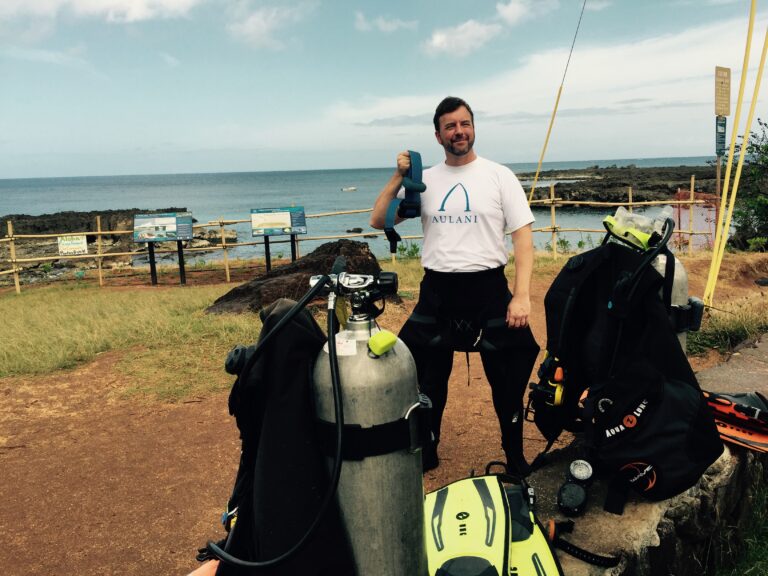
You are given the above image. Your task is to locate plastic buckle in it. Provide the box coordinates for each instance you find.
[221,506,238,532]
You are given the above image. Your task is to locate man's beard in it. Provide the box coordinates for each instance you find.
[443,136,474,156]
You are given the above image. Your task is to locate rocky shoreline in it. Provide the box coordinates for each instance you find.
[520,163,718,203]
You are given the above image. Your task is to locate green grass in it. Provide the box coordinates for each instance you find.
[716,480,768,576]
[0,283,261,400]
[687,295,768,355]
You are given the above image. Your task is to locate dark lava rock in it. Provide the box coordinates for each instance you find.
[207,239,381,314]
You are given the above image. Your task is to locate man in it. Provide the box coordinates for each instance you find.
[370,96,539,475]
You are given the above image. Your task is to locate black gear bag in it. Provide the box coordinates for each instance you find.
[527,220,723,514]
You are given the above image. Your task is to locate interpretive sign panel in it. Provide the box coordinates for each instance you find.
[715,66,731,117]
[57,235,88,256]
[716,116,727,157]
[133,212,194,243]
[251,207,307,237]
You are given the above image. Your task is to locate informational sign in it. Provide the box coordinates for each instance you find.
[57,235,88,256]
[251,207,307,237]
[716,116,727,157]
[715,66,731,117]
[133,212,194,243]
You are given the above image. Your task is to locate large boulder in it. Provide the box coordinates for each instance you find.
[207,239,381,314]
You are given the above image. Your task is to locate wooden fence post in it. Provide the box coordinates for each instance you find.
[220,220,231,282]
[550,183,557,259]
[7,221,21,294]
[628,186,633,213]
[96,216,104,287]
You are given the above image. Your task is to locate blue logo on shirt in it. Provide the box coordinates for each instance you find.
[432,182,477,224]
[438,183,471,212]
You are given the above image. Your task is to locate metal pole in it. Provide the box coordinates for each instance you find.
[264,237,272,273]
[177,240,186,285]
[148,242,158,286]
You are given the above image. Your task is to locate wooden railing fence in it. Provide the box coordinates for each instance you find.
[1,183,716,294]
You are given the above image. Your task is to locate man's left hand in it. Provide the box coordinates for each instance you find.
[506,294,530,328]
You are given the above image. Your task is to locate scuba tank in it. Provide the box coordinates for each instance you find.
[201,258,429,575]
[311,270,429,576]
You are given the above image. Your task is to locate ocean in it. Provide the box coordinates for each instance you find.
[0,156,712,260]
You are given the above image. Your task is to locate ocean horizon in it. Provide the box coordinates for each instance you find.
[0,155,714,259]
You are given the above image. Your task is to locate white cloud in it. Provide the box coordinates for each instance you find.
[228,3,316,50]
[323,16,765,163]
[0,0,205,23]
[496,0,559,26]
[585,1,613,12]
[1,45,91,68]
[160,51,180,67]
[423,20,503,58]
[355,12,417,33]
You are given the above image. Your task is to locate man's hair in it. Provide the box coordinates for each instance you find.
[433,96,474,131]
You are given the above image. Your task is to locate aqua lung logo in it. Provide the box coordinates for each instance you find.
[604,399,649,438]
[620,461,657,491]
[432,183,478,224]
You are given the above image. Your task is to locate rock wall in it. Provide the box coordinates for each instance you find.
[530,433,766,575]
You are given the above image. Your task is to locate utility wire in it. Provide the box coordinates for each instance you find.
[529,0,588,202]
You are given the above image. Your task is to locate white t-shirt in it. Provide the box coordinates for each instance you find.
[399,156,534,272]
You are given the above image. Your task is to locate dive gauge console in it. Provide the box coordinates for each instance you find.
[557,459,594,517]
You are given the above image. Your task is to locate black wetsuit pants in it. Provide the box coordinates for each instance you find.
[398,267,539,464]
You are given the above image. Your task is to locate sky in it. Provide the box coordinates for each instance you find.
[0,0,766,178]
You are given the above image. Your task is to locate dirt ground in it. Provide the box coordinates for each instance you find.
[1,254,767,576]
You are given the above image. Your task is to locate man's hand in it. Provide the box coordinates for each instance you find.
[506,294,530,328]
[396,151,411,177]
[370,151,410,229]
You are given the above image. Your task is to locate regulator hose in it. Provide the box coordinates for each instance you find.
[206,267,346,568]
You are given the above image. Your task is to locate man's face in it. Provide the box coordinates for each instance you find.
[435,106,475,158]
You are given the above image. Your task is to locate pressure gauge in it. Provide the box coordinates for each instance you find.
[567,459,594,485]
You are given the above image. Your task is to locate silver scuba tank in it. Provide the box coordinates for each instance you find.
[311,279,427,576]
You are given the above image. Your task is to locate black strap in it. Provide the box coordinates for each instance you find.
[383,150,425,254]
[315,399,429,460]
[550,520,620,568]
[603,476,629,515]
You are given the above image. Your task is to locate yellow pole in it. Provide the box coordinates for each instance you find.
[704,0,757,304]
[550,184,557,259]
[529,85,563,202]
[708,26,768,302]
[96,216,104,287]
[688,176,695,258]
[528,0,588,203]
[7,221,20,294]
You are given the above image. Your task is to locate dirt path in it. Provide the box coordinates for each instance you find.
[1,254,766,575]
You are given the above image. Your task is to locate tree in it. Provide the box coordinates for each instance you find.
[731,118,768,251]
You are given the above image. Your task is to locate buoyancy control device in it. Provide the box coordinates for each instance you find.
[526,212,723,514]
[198,257,430,575]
